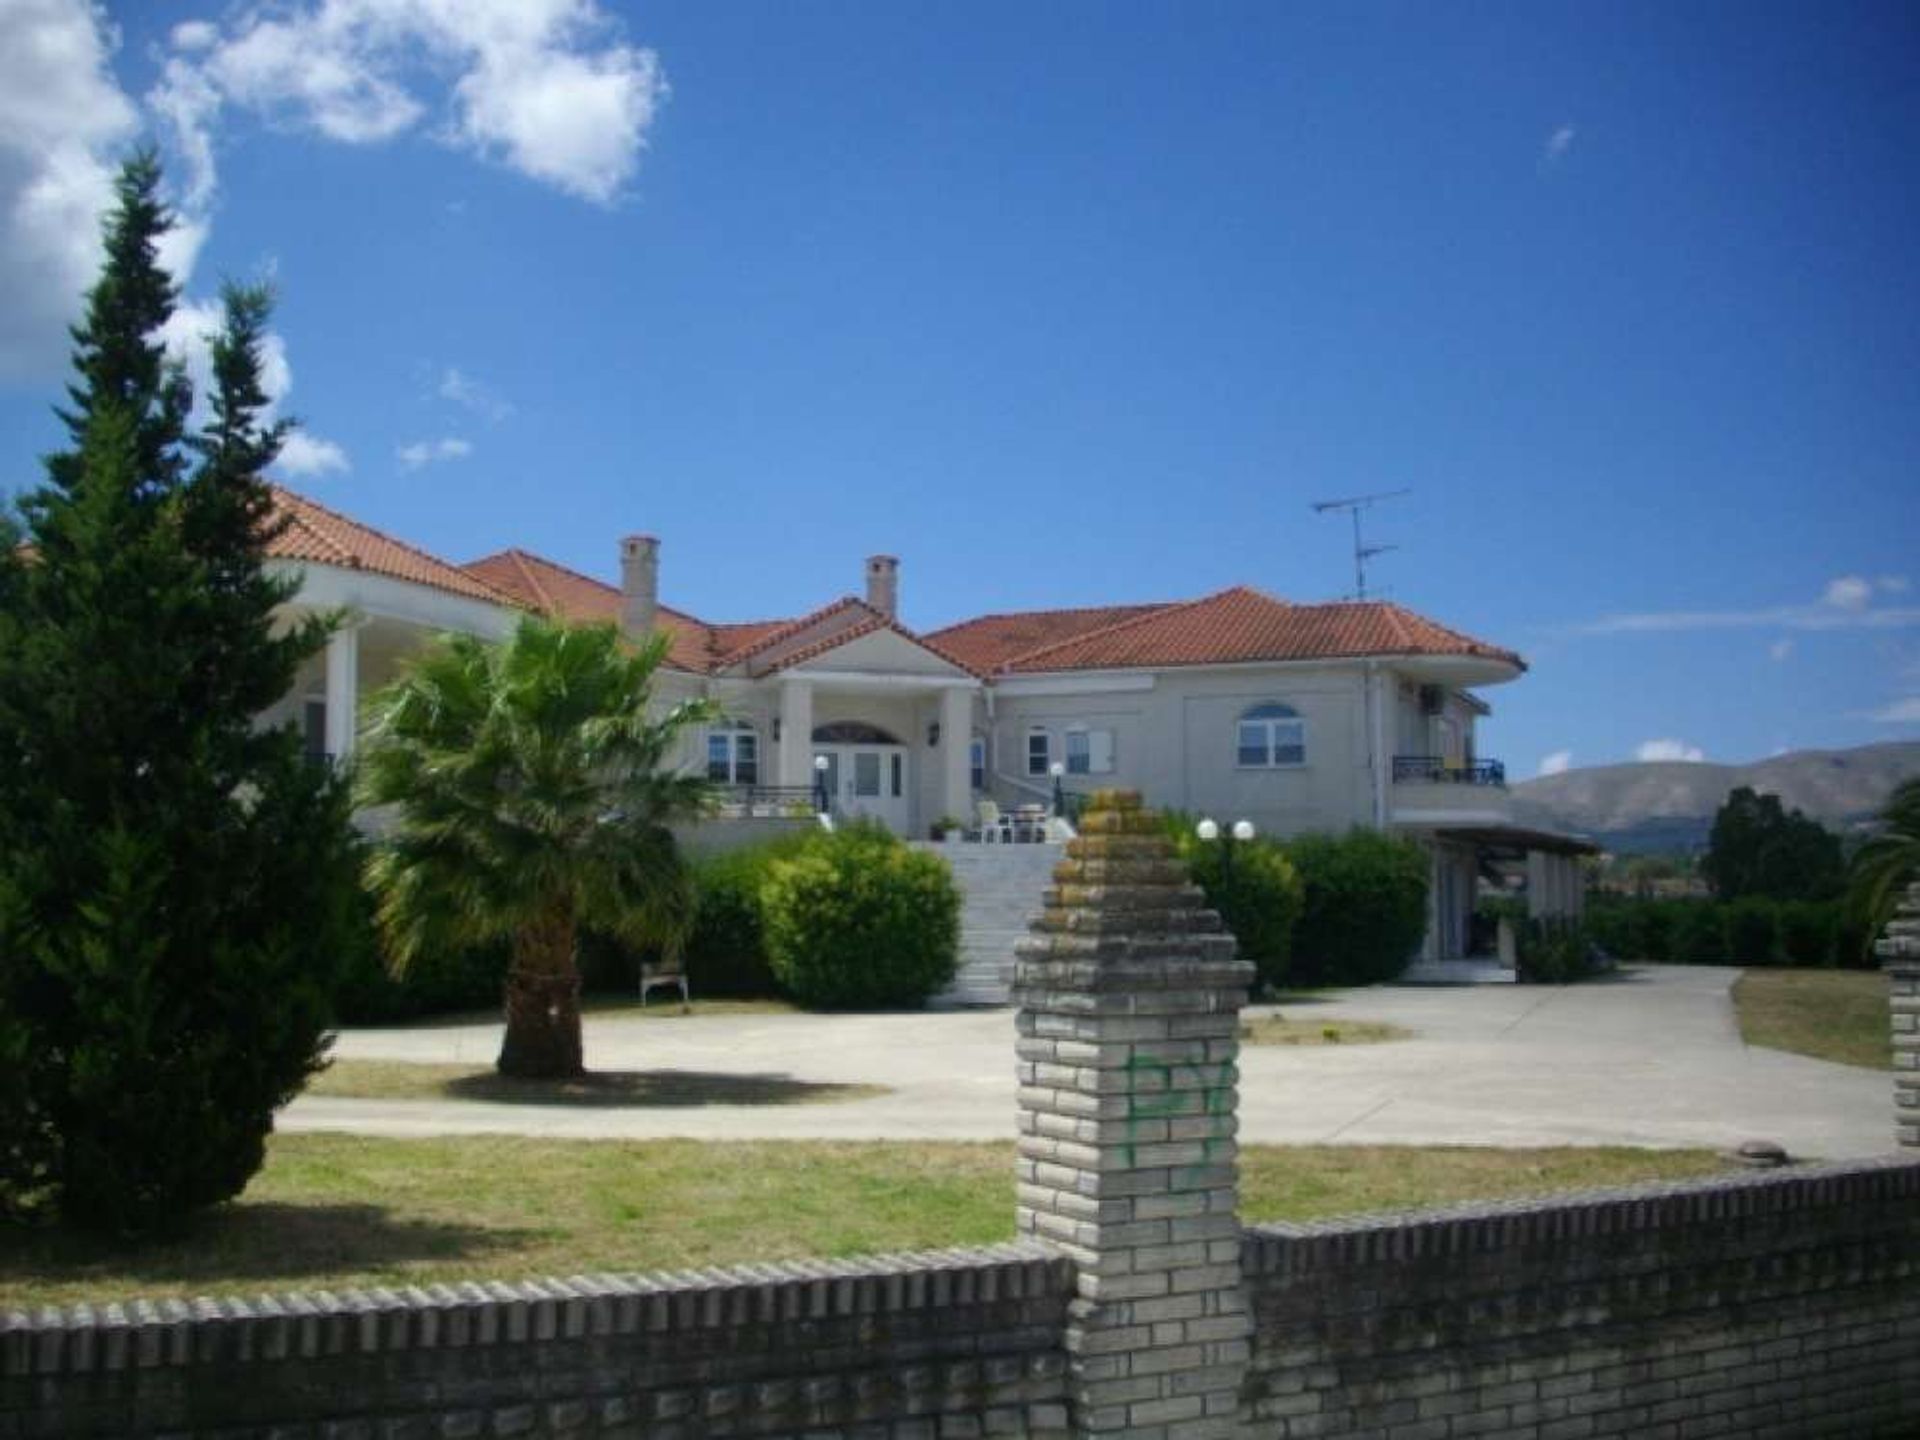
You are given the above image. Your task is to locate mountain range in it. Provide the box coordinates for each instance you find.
[1509,741,1920,854]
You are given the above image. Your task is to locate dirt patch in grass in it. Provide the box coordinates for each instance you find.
[309,1060,889,1107]
[1732,969,1892,1070]
[1240,1015,1410,1047]
[0,1136,1727,1308]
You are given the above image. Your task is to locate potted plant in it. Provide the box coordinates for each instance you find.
[930,814,966,842]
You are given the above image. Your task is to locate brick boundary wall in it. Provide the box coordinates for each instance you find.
[1243,1156,1920,1439]
[1,1245,1076,1439]
[8,794,1920,1438]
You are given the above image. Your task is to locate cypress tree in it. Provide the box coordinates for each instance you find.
[0,151,359,1232]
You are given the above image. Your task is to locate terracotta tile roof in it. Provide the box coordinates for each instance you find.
[984,587,1524,675]
[461,548,716,673]
[924,602,1176,674]
[722,596,873,673]
[729,604,984,679]
[267,487,516,607]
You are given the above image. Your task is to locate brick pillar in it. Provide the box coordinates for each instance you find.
[1876,880,1920,1149]
[1013,789,1255,1438]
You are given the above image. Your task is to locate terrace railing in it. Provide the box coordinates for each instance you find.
[712,784,825,819]
[1392,755,1507,787]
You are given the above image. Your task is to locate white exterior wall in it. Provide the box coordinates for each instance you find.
[985,664,1377,836]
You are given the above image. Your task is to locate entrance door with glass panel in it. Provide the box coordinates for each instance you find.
[811,722,910,833]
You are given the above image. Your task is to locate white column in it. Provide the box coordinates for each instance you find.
[1527,850,1550,921]
[1423,844,1440,961]
[779,679,813,792]
[323,623,360,763]
[939,685,972,824]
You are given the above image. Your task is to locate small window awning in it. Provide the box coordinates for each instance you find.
[1435,824,1600,858]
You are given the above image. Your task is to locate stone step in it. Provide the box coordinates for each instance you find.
[923,842,1060,1008]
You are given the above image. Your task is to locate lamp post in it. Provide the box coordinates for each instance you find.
[1049,760,1066,819]
[813,754,830,815]
[1197,817,1255,887]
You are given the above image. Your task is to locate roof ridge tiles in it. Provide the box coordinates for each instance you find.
[270,486,519,606]
[922,596,1182,637]
[718,594,873,666]
[994,585,1264,673]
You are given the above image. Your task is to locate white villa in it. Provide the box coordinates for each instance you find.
[260,487,1590,971]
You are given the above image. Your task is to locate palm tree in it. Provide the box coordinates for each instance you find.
[358,617,717,1077]
[1851,776,1920,955]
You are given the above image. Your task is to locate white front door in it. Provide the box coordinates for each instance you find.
[814,744,910,833]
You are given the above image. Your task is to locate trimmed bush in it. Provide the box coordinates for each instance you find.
[681,833,817,997]
[1583,899,1638,959]
[761,823,960,1008]
[1672,903,1730,965]
[1723,897,1780,966]
[1777,900,1837,968]
[1167,828,1304,993]
[1515,918,1605,984]
[1284,829,1430,987]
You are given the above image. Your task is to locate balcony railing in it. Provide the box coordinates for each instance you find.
[1392,755,1506,787]
[712,784,824,819]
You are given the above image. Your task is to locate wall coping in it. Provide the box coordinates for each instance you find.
[0,1241,1071,1380]
[1241,1154,1920,1275]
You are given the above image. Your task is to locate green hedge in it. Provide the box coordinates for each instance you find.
[1285,829,1431,987]
[1164,823,1305,993]
[1581,893,1870,969]
[1514,917,1607,984]
[762,823,960,1008]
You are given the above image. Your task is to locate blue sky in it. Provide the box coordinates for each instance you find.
[2,0,1916,778]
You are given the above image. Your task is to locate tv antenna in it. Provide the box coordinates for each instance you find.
[1311,488,1410,600]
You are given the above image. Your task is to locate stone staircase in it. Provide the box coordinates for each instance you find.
[923,842,1063,1008]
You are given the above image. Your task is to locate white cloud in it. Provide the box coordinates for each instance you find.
[397,435,472,469]
[1864,697,1920,724]
[1822,575,1872,611]
[1541,123,1576,167]
[275,431,350,476]
[438,365,513,421]
[1769,638,1793,662]
[1635,738,1707,764]
[151,0,668,207]
[170,20,220,53]
[1537,750,1573,777]
[1578,577,1920,637]
[0,0,142,379]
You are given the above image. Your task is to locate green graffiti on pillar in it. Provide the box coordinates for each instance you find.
[1120,1053,1234,1167]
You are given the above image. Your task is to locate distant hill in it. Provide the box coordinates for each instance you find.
[1510,741,1920,855]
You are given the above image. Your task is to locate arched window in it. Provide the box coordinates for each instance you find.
[707,720,759,785]
[1236,703,1305,768]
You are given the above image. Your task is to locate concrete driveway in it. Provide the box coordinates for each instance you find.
[281,966,1896,1159]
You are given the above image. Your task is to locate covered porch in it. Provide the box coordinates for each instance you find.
[759,670,979,839]
[1402,822,1599,981]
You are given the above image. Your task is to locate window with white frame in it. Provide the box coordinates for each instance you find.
[707,720,759,785]
[1026,727,1051,777]
[1064,725,1115,776]
[1236,703,1305,768]
[970,736,987,792]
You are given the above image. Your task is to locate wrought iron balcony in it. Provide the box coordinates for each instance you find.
[1392,755,1507,787]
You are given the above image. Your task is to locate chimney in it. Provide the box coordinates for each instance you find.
[865,554,899,619]
[620,534,659,638]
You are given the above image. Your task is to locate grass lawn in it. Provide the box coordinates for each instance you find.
[308,1060,888,1107]
[1240,1015,1409,1046]
[1732,968,1892,1070]
[0,1136,1726,1308]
